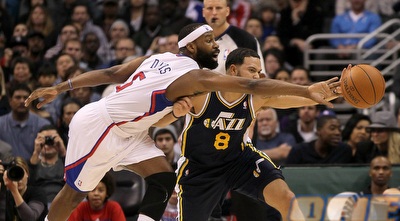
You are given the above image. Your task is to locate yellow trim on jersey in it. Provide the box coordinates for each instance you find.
[248,94,256,120]
[176,158,189,221]
[215,91,247,109]
[246,142,278,168]
[180,116,195,156]
[188,93,211,118]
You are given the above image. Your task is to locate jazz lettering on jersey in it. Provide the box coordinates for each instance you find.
[150,59,171,74]
[203,112,245,131]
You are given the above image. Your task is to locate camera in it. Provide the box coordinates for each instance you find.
[0,160,24,181]
[44,136,55,146]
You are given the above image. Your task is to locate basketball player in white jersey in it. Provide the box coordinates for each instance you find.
[25,23,341,221]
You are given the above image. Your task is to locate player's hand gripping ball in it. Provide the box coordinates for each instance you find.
[340,64,385,109]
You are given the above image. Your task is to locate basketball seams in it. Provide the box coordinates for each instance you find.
[341,64,385,109]
[355,65,376,104]
[349,65,376,105]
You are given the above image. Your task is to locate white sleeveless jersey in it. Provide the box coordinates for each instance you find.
[103,52,199,134]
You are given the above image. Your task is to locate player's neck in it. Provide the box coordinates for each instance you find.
[220,91,244,103]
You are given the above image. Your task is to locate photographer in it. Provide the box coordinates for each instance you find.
[29,125,66,208]
[2,156,47,221]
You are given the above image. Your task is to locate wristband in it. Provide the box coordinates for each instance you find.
[68,79,73,90]
[171,110,179,118]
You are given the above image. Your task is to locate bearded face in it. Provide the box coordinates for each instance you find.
[195,46,219,69]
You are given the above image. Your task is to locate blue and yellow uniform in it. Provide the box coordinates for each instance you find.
[176,92,284,221]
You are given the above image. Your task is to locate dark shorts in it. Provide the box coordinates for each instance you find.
[176,144,284,221]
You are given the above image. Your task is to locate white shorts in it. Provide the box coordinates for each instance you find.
[65,100,164,192]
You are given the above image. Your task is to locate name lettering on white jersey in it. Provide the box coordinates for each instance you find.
[150,59,172,74]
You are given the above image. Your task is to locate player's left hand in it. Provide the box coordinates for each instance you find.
[307,77,341,108]
[172,97,193,118]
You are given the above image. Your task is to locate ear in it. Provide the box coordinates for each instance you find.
[186,42,196,54]
[227,64,237,76]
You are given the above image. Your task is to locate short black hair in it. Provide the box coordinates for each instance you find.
[8,83,31,98]
[317,115,337,130]
[101,172,115,198]
[225,48,259,70]
[39,124,57,132]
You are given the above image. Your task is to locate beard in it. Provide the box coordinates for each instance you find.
[259,126,272,136]
[195,48,219,69]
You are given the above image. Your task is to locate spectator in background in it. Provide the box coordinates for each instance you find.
[360,156,392,195]
[341,113,371,156]
[27,31,46,75]
[119,0,146,36]
[257,1,279,43]
[25,5,56,48]
[44,23,80,61]
[272,68,291,82]
[68,172,126,221]
[81,32,103,70]
[164,34,179,54]
[336,0,399,21]
[68,173,126,221]
[3,156,48,221]
[285,115,353,165]
[70,3,109,62]
[159,0,193,34]
[62,38,88,70]
[152,125,180,221]
[104,19,136,63]
[94,0,120,41]
[0,84,51,160]
[277,0,324,66]
[101,37,137,69]
[29,124,66,208]
[12,23,29,38]
[202,0,266,75]
[7,57,35,91]
[54,53,77,85]
[330,0,382,59]
[355,111,400,164]
[290,66,313,85]
[281,105,320,143]
[0,67,10,116]
[245,17,264,44]
[133,3,173,54]
[252,107,296,166]
[263,48,285,78]
[57,98,82,145]
[262,34,284,52]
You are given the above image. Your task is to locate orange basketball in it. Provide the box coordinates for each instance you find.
[340,64,385,109]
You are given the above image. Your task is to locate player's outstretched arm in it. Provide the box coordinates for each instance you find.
[166,69,340,108]
[25,56,148,108]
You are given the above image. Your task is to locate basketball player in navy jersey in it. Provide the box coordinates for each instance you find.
[175,48,348,221]
[25,23,342,221]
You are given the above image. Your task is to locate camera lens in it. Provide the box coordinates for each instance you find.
[8,166,24,181]
[44,136,55,146]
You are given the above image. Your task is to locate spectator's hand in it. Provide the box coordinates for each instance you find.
[3,170,18,193]
[290,38,308,51]
[277,143,292,158]
[172,97,193,118]
[54,134,66,157]
[0,160,4,175]
[34,133,45,154]
[25,86,58,109]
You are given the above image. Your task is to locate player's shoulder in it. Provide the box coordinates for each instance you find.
[225,26,258,49]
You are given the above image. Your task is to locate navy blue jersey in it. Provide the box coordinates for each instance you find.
[181,92,256,167]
